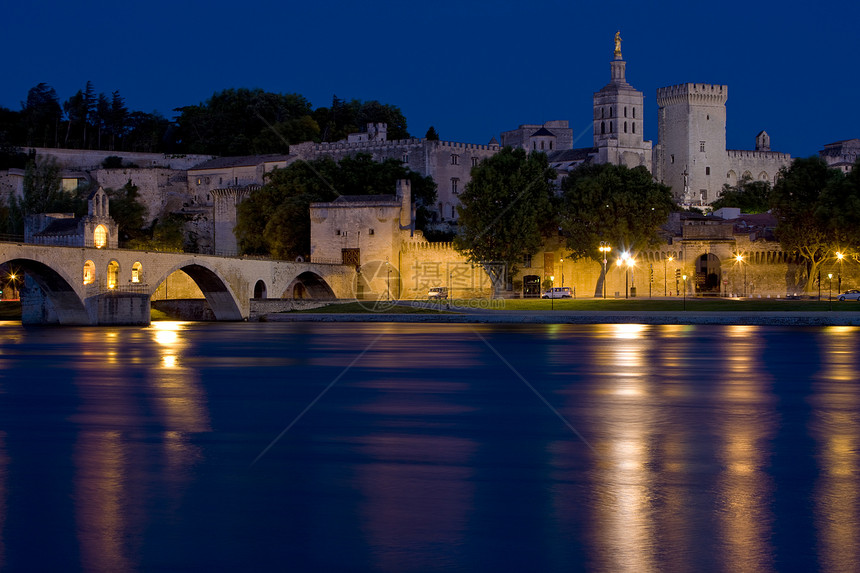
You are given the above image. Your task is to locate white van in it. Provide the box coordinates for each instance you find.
[541,286,572,299]
[428,286,448,300]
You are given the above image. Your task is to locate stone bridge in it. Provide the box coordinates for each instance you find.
[0,241,356,325]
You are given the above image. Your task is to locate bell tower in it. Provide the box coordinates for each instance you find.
[592,32,651,169]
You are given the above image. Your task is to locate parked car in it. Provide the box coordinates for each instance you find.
[541,286,572,299]
[428,286,448,300]
[837,289,860,301]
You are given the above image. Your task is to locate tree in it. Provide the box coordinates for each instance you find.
[454,147,557,282]
[108,90,128,150]
[425,126,439,140]
[22,83,61,147]
[710,177,772,213]
[235,154,436,259]
[106,180,148,244]
[558,163,674,295]
[771,157,847,292]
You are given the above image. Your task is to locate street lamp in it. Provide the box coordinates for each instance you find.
[828,272,833,310]
[625,255,635,298]
[664,255,673,296]
[385,259,390,301]
[837,252,844,294]
[550,275,555,310]
[682,274,687,310]
[559,257,564,288]
[599,242,611,299]
[735,254,746,297]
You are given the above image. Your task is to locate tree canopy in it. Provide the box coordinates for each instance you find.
[235,154,436,259]
[770,157,860,291]
[558,163,674,261]
[710,178,772,213]
[453,147,556,280]
[0,83,412,155]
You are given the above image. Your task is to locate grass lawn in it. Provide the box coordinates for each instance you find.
[478,297,858,312]
[296,302,454,314]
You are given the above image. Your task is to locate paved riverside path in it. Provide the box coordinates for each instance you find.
[262,301,860,326]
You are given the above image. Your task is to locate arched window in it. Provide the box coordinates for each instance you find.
[131,262,142,283]
[601,108,605,119]
[632,123,636,134]
[601,122,605,134]
[610,122,614,133]
[107,261,119,289]
[254,280,267,299]
[609,108,613,118]
[83,260,95,285]
[624,122,628,133]
[624,107,628,118]
[94,225,107,248]
[633,108,636,119]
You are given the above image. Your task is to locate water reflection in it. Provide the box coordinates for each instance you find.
[74,430,132,572]
[717,325,776,571]
[813,327,860,572]
[590,324,657,573]
[0,430,6,570]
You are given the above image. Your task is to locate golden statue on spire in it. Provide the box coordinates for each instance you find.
[614,30,622,57]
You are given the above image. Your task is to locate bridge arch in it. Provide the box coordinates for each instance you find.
[284,271,336,299]
[1,257,89,324]
[152,261,243,321]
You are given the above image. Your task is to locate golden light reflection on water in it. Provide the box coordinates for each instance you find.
[813,327,860,572]
[74,430,131,573]
[587,323,658,572]
[357,433,476,572]
[717,325,775,571]
[0,430,6,569]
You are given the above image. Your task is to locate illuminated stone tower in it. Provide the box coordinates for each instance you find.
[654,83,729,205]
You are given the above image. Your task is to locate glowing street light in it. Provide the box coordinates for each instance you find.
[836,252,844,294]
[828,272,833,310]
[550,275,555,310]
[735,253,746,297]
[599,242,611,299]
[682,274,688,310]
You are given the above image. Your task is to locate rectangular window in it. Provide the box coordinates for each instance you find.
[451,177,459,195]
[368,228,374,236]
[451,154,459,165]
[523,254,532,268]
[671,154,675,164]
[706,166,711,175]
[700,141,705,152]
[402,153,408,163]
[471,156,479,167]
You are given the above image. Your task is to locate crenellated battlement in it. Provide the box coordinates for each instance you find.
[726,150,791,161]
[402,239,456,252]
[656,83,728,106]
[299,137,500,153]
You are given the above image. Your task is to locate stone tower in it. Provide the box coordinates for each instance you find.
[654,83,729,205]
[592,32,652,170]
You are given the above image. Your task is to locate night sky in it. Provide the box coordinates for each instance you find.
[2,0,855,158]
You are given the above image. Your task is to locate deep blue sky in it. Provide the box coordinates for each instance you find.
[2,0,855,158]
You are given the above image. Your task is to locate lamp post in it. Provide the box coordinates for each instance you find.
[626,256,635,298]
[682,274,687,311]
[599,242,611,299]
[385,259,390,301]
[837,252,844,294]
[559,257,564,288]
[664,255,673,297]
[828,273,833,310]
[550,275,555,310]
[735,254,746,297]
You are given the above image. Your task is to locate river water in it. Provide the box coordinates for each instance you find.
[0,321,858,572]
